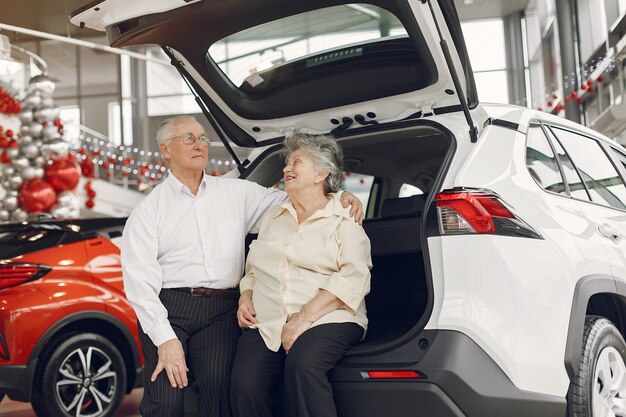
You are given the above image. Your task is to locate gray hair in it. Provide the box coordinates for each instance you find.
[282,134,344,194]
[156,115,198,145]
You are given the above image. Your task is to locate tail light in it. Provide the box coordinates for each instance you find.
[364,370,422,379]
[0,262,51,290]
[435,189,541,238]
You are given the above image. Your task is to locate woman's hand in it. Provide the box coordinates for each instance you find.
[339,192,364,224]
[237,290,258,328]
[281,313,313,353]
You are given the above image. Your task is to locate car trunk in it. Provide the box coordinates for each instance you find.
[243,121,454,350]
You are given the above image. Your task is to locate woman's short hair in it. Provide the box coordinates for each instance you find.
[282,134,344,194]
[156,115,198,145]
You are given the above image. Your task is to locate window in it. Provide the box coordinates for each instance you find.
[544,127,590,201]
[526,125,566,195]
[552,128,626,210]
[341,173,375,211]
[208,4,407,88]
[399,183,423,198]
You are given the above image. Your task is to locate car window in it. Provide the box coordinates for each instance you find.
[526,125,568,195]
[399,183,424,198]
[544,127,591,201]
[609,146,626,173]
[208,4,407,89]
[341,173,375,212]
[552,127,626,210]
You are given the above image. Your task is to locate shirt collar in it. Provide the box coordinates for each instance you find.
[274,193,351,222]
[165,170,208,197]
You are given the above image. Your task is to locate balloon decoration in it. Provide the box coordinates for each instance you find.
[0,75,81,222]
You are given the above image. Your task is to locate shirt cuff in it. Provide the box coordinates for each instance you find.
[240,275,254,292]
[146,322,177,347]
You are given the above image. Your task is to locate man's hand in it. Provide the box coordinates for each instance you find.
[340,192,364,224]
[151,338,189,389]
[281,313,313,353]
[237,290,258,328]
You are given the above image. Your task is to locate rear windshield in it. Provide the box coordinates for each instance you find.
[208,4,408,89]
[0,229,67,260]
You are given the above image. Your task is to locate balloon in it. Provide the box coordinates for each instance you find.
[18,180,57,213]
[41,138,69,159]
[21,143,40,159]
[50,205,69,219]
[19,111,33,124]
[10,208,28,222]
[33,156,46,167]
[23,93,41,109]
[11,156,30,170]
[0,209,9,222]
[42,125,58,140]
[3,193,18,211]
[34,108,57,122]
[8,174,23,190]
[5,147,19,160]
[45,158,80,192]
[57,190,78,208]
[41,97,54,108]
[21,166,37,181]
[30,75,56,96]
[2,165,15,177]
[20,135,33,145]
[34,167,44,179]
[27,122,43,137]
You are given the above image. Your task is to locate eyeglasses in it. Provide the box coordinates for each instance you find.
[167,133,213,146]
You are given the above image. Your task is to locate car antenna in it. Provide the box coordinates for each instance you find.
[422,0,478,143]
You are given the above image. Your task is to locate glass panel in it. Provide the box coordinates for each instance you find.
[461,19,506,72]
[341,173,374,210]
[473,70,509,103]
[545,128,590,201]
[553,127,626,209]
[399,183,423,197]
[208,4,407,88]
[526,125,567,195]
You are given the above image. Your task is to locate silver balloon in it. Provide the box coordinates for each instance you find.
[30,75,56,97]
[10,208,28,222]
[33,157,46,168]
[34,167,45,179]
[41,138,69,159]
[41,97,54,108]
[19,110,34,124]
[57,191,76,206]
[34,108,57,122]
[1,165,15,177]
[0,209,9,222]
[3,194,18,211]
[5,148,19,160]
[0,179,11,191]
[51,205,69,219]
[21,143,40,159]
[23,93,41,109]
[8,174,23,190]
[12,156,30,170]
[21,166,37,181]
[33,139,43,148]
[20,135,33,145]
[27,122,43,138]
[42,125,59,140]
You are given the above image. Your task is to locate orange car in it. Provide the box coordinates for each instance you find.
[0,217,143,417]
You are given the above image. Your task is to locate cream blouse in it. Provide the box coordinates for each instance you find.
[240,194,372,352]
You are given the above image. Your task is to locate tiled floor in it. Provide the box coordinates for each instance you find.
[0,388,143,417]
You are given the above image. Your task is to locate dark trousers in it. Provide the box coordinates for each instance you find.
[230,323,363,417]
[138,289,240,417]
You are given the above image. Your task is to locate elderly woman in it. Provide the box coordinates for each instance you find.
[230,134,372,417]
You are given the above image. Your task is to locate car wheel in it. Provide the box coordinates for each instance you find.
[31,333,127,417]
[568,315,626,417]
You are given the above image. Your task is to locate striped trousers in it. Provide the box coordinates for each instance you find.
[138,288,240,417]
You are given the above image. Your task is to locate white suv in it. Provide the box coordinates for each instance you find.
[73,1,626,416]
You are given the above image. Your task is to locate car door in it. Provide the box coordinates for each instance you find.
[548,126,626,282]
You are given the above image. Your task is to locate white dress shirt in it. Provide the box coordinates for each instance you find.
[121,172,287,346]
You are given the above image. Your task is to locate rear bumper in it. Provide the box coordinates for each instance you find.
[0,359,37,402]
[333,330,566,417]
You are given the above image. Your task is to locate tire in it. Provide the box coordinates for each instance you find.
[567,315,626,417]
[31,333,127,417]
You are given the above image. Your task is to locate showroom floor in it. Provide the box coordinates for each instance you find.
[0,389,143,416]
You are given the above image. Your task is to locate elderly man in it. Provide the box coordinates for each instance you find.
[121,115,363,417]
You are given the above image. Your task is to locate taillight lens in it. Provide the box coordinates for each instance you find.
[0,262,51,290]
[436,190,541,238]
[365,370,422,379]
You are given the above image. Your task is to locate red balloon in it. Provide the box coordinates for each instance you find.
[19,180,57,213]
[46,158,81,192]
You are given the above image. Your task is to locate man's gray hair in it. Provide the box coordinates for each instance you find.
[156,115,198,145]
[283,134,344,194]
